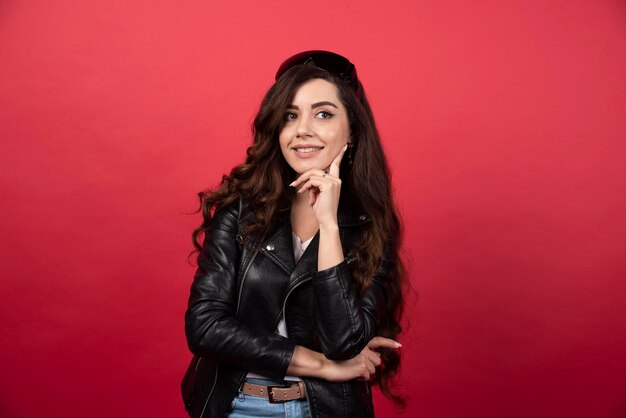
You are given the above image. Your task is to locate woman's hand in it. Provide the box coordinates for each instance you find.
[322,337,402,382]
[287,337,401,383]
[289,144,348,228]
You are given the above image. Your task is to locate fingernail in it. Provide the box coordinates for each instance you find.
[395,342,402,347]
[289,181,295,187]
[343,144,348,151]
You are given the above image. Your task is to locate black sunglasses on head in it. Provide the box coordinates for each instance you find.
[275,50,363,101]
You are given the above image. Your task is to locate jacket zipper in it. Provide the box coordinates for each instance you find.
[236,242,262,317]
[280,276,314,415]
[199,364,218,418]
[200,240,263,418]
[280,276,311,330]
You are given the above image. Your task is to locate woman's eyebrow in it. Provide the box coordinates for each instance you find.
[286,101,339,110]
[311,101,338,109]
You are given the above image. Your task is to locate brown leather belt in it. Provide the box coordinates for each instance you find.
[241,381,306,403]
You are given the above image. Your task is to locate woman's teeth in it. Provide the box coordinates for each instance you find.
[295,147,323,153]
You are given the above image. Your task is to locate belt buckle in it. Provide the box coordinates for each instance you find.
[267,384,291,403]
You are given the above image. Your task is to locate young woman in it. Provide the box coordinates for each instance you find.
[183,50,407,418]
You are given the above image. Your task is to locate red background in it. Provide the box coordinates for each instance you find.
[1,1,626,417]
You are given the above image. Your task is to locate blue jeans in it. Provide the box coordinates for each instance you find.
[227,378,311,418]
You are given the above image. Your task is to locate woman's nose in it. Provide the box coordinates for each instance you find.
[295,116,312,138]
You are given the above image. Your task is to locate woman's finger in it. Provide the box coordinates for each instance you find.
[296,176,337,194]
[328,143,348,178]
[289,168,330,188]
[355,356,374,380]
[308,188,317,206]
[361,348,382,367]
[296,179,315,194]
[367,336,402,350]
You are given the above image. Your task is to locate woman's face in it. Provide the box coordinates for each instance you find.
[279,78,351,175]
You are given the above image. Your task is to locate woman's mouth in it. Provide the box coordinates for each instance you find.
[293,146,324,158]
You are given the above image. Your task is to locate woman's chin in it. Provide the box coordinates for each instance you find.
[292,162,329,174]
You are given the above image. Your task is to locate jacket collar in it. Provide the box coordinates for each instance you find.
[259,192,369,279]
[275,190,370,228]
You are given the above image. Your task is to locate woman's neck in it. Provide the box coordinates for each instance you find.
[290,193,319,242]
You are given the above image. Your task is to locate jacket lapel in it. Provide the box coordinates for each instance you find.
[257,192,368,279]
[290,231,319,281]
[259,218,295,275]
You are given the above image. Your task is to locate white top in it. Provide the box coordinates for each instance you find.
[246,232,314,381]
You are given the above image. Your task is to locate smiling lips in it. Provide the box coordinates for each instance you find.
[293,146,324,158]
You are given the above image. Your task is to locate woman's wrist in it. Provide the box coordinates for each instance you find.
[318,223,343,270]
[319,356,338,381]
[319,222,339,234]
[287,345,328,378]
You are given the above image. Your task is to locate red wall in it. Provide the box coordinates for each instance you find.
[1,1,625,417]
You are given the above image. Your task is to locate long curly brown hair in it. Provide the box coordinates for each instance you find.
[192,63,407,407]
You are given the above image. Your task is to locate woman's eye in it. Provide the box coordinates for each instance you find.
[316,111,334,119]
[284,112,297,121]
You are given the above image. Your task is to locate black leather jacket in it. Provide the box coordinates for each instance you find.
[182,194,394,418]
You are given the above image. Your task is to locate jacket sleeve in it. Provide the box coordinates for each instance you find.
[311,240,396,360]
[184,201,295,379]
